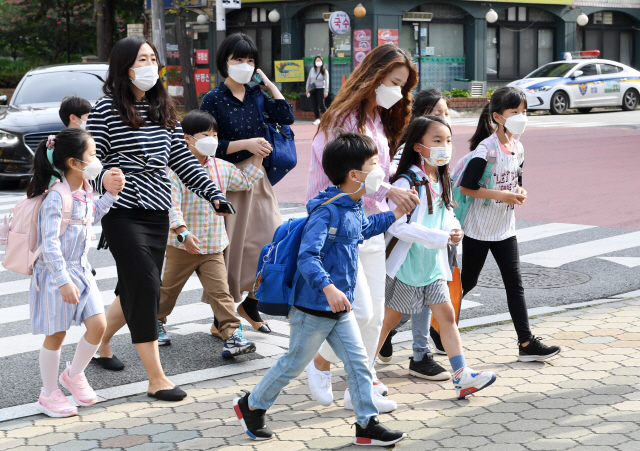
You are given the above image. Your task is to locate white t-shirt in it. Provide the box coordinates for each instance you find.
[462,134,524,241]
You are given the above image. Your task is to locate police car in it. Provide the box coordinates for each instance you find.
[508,50,640,115]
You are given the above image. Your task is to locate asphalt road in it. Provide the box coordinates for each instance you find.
[0,107,639,411]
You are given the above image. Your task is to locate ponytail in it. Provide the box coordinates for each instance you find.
[26,128,94,198]
[469,103,493,151]
[469,87,527,151]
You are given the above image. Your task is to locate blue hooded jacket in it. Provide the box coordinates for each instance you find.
[293,187,396,312]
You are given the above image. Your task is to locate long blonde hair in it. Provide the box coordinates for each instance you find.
[316,44,418,156]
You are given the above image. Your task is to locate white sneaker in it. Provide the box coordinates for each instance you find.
[306,361,333,406]
[453,367,497,400]
[344,389,397,413]
[371,371,388,396]
[313,119,321,125]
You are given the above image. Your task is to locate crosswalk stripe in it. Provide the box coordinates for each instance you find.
[0,265,119,296]
[458,222,596,255]
[521,231,640,268]
[0,301,290,358]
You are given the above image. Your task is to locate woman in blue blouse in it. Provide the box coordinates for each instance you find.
[200,33,294,333]
[88,37,227,401]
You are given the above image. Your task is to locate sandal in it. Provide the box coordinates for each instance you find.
[92,354,125,371]
[237,303,271,334]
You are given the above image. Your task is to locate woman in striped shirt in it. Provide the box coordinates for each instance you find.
[304,44,419,410]
[87,37,227,401]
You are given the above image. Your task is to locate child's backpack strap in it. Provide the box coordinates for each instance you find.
[49,181,74,237]
[386,170,431,259]
[479,146,497,207]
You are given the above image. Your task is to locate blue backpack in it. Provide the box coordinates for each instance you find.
[254,194,354,316]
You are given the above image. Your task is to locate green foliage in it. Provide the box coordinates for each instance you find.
[443,88,471,98]
[0,58,32,88]
[486,87,498,97]
[281,91,300,101]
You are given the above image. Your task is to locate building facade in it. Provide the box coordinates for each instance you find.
[152,0,640,93]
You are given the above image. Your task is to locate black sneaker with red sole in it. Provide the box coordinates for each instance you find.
[353,416,407,446]
[233,390,273,441]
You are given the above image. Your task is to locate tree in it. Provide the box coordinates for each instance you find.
[171,3,198,111]
[95,0,144,62]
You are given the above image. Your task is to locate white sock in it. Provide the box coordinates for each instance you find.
[69,335,100,378]
[40,347,61,397]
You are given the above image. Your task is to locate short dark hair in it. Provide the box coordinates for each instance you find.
[182,110,218,136]
[59,96,92,126]
[322,131,378,186]
[412,88,445,120]
[216,33,259,79]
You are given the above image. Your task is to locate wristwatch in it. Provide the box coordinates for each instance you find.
[176,230,190,243]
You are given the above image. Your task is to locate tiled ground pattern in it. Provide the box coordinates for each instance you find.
[1,299,639,450]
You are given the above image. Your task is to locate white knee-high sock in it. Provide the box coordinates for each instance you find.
[40,347,61,397]
[69,335,100,378]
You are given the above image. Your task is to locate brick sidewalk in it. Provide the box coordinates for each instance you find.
[2,298,639,451]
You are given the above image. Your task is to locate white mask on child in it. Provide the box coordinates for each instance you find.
[355,166,385,194]
[192,136,218,157]
[75,159,103,180]
[418,143,452,167]
[499,113,528,135]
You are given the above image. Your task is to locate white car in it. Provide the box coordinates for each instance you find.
[508,52,640,115]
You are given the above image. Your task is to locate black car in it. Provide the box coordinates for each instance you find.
[0,63,108,187]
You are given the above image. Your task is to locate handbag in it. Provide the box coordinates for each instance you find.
[254,91,297,186]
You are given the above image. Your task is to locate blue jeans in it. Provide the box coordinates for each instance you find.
[411,308,433,362]
[249,308,378,426]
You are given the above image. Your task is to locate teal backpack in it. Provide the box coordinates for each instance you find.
[450,154,496,226]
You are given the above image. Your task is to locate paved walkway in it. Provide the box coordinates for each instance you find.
[1,298,639,451]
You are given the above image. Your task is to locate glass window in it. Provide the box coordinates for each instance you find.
[428,23,464,57]
[620,32,633,66]
[603,30,619,61]
[13,71,106,106]
[518,7,527,22]
[600,64,622,74]
[487,28,498,80]
[538,29,554,68]
[305,23,330,58]
[519,28,537,77]
[526,62,578,78]
[499,29,516,79]
[584,30,600,52]
[507,7,517,22]
[580,64,598,76]
[400,24,417,57]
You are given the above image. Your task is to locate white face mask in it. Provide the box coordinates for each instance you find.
[315,61,323,67]
[192,136,218,157]
[227,62,255,84]
[130,65,159,91]
[75,158,103,180]
[73,118,87,130]
[500,113,528,135]
[375,82,403,109]
[355,165,386,195]
[418,143,452,167]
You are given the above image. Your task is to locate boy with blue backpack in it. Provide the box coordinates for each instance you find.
[233,132,409,446]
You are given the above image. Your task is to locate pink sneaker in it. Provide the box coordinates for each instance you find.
[36,389,78,418]
[59,365,98,407]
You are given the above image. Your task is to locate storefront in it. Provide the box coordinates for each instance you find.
[147,0,640,94]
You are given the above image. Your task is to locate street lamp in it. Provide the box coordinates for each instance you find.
[577,13,589,27]
[197,14,208,25]
[486,8,498,24]
[354,4,366,18]
[268,9,280,23]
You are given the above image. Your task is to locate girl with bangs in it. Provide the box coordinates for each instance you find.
[305,44,419,413]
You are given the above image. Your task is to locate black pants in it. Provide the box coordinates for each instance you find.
[102,209,169,344]
[311,88,326,119]
[461,235,533,343]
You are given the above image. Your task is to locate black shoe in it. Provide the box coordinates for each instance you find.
[233,390,273,441]
[518,336,561,362]
[92,354,125,371]
[353,416,407,446]
[409,355,452,381]
[378,329,396,363]
[147,385,187,401]
[429,327,447,355]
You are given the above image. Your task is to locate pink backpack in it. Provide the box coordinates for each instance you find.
[0,181,76,276]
